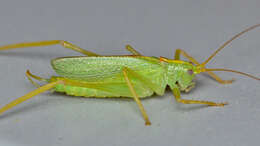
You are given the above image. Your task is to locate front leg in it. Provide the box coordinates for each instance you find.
[174,49,234,84]
[172,87,227,106]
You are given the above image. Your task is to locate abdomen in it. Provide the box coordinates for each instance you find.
[52,77,155,98]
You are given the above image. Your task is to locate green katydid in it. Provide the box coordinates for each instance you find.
[0,24,259,126]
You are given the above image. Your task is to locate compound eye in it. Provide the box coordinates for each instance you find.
[187,69,193,75]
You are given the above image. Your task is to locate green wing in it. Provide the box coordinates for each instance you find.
[51,56,167,95]
[51,56,162,80]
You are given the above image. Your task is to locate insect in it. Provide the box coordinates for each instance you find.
[0,25,259,126]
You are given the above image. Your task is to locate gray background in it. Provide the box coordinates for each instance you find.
[0,0,259,146]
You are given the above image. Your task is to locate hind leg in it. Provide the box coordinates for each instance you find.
[0,40,100,56]
[0,80,63,115]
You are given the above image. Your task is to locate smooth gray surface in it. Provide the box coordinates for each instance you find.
[0,0,259,146]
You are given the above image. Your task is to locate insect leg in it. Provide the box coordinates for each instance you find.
[174,49,234,84]
[0,40,100,56]
[125,44,142,55]
[0,80,63,115]
[174,49,200,65]
[124,68,161,93]
[206,71,235,84]
[122,68,151,125]
[26,70,49,87]
[172,87,228,106]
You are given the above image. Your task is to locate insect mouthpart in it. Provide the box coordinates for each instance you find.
[175,81,195,92]
[184,83,195,92]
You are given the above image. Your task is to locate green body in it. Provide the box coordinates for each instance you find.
[1,23,259,123]
[50,56,196,98]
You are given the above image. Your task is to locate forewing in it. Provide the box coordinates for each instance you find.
[51,56,164,82]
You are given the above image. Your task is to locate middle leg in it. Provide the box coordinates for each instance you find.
[125,44,142,55]
[122,68,151,125]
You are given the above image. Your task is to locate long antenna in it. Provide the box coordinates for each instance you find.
[205,68,260,81]
[201,24,260,66]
